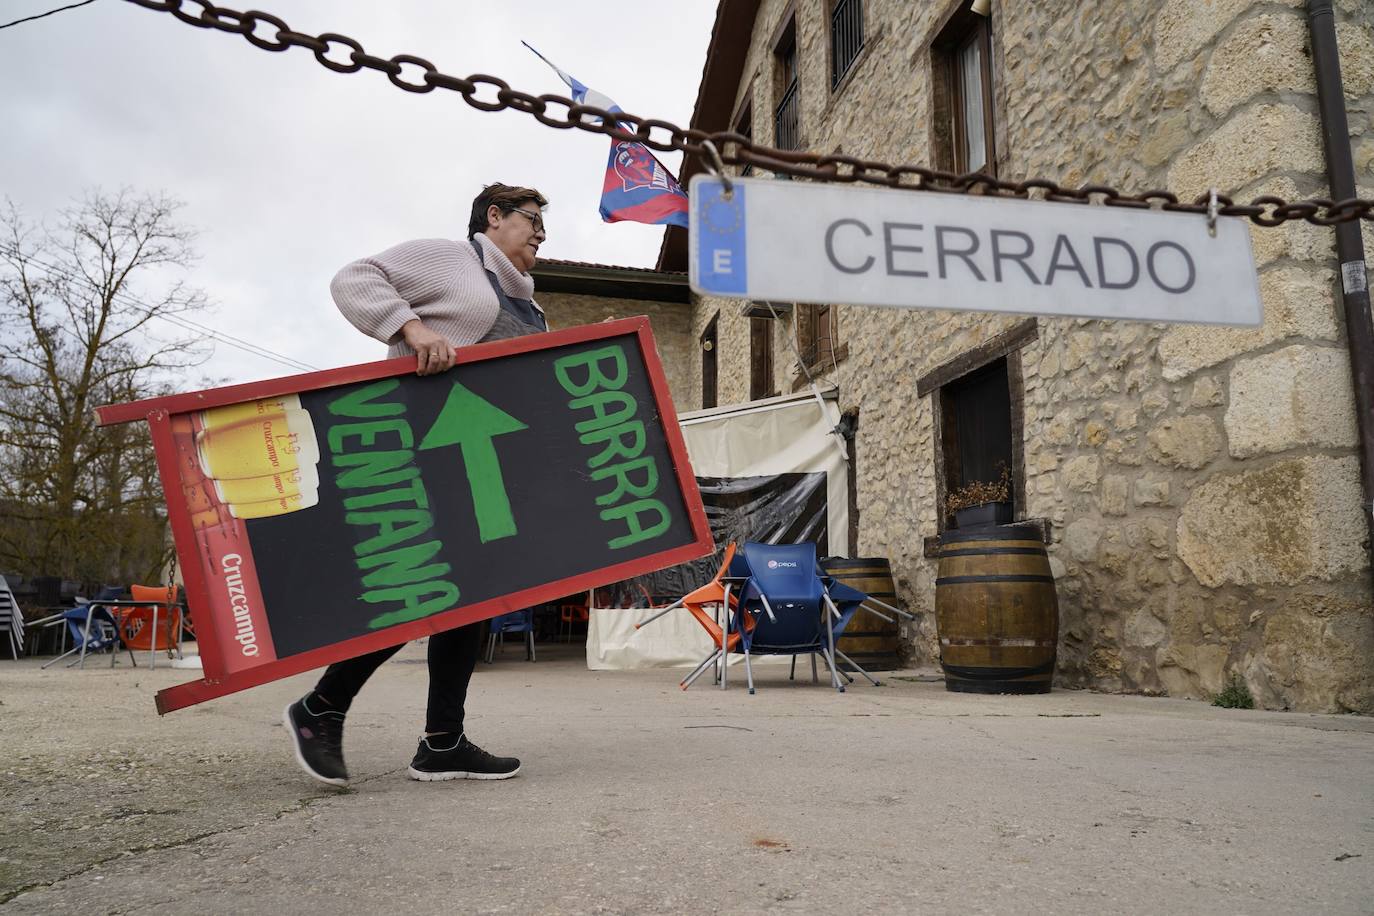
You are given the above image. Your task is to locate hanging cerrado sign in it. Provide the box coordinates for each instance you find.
[97,318,712,713]
[688,175,1263,327]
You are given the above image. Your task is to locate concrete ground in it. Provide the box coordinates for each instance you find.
[1,641,1371,915]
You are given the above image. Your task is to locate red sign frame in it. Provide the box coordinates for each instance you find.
[96,318,712,713]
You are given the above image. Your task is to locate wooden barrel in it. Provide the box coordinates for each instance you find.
[935,526,1058,694]
[823,557,903,671]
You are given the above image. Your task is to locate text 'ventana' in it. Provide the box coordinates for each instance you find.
[326,379,460,630]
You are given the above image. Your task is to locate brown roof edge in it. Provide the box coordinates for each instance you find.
[657,0,761,273]
[532,260,691,304]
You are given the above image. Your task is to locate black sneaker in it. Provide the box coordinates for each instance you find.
[407,733,521,781]
[283,695,348,788]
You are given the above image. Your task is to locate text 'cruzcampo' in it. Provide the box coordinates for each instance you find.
[554,345,673,550]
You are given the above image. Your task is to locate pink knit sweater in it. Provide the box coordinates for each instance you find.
[330,233,539,356]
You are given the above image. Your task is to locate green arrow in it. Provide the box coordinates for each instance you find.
[418,381,528,543]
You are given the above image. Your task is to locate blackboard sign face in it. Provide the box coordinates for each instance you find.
[253,335,696,656]
[95,319,711,712]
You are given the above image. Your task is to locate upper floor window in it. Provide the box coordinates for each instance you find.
[774,15,801,151]
[700,314,719,410]
[931,3,995,175]
[830,0,864,88]
[749,317,776,401]
[734,97,755,177]
[792,303,846,391]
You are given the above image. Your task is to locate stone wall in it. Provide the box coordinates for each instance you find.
[537,291,695,410]
[690,0,1374,712]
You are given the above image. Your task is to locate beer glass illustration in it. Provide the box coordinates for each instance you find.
[211,462,319,504]
[194,396,322,521]
[199,394,302,432]
[171,413,232,533]
[228,489,320,520]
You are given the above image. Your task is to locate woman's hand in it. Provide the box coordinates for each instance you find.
[401,319,456,375]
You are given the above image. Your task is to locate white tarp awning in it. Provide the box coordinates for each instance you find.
[586,388,850,669]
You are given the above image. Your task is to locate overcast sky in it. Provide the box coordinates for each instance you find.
[0,0,717,384]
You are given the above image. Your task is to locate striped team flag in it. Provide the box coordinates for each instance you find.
[523,42,690,228]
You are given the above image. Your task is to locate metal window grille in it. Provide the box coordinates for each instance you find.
[774,79,800,151]
[830,0,864,88]
[736,109,755,176]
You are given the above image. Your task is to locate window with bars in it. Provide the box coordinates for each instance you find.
[734,98,755,177]
[931,4,996,175]
[830,0,864,88]
[774,18,801,151]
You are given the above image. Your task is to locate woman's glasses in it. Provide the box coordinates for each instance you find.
[505,207,545,233]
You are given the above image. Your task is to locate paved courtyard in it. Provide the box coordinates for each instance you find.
[1,643,1371,914]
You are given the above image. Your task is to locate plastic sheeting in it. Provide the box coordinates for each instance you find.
[587,390,850,669]
[680,388,849,547]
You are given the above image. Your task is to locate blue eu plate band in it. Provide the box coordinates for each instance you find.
[695,180,747,295]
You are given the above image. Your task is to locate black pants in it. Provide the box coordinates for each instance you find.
[314,622,482,735]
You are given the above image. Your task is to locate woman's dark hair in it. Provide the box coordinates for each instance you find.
[468,183,548,238]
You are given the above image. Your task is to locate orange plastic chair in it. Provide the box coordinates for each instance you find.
[117,584,183,662]
[557,593,591,642]
[676,543,756,691]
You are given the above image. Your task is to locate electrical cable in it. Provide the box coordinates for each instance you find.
[0,0,100,31]
[0,245,317,372]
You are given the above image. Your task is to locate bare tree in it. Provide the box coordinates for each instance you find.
[0,189,212,583]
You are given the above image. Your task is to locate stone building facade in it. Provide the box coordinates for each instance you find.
[652,0,1374,712]
[532,259,694,406]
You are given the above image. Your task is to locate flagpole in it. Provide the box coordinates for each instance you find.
[520,40,562,76]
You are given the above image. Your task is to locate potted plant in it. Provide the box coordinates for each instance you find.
[945,466,1013,529]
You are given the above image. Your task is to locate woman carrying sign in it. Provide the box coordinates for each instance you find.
[284,183,549,788]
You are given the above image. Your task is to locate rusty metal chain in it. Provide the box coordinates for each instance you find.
[122,0,1374,228]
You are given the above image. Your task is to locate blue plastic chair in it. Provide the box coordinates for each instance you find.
[484,608,536,663]
[40,586,132,669]
[730,542,880,694]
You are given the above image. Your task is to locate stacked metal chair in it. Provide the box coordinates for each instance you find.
[0,575,23,659]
